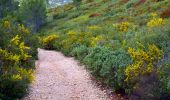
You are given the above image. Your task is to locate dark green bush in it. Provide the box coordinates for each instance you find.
[19,0,47,32]
[158,53,170,99]
[0,18,37,99]
[67,10,84,19]
[97,49,132,90]
[0,67,33,99]
[83,46,132,90]
[0,0,18,19]
[70,45,89,61]
[83,46,110,77]
[53,12,67,19]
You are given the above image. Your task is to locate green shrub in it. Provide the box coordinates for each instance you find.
[100,49,132,90]
[70,45,88,61]
[0,19,36,99]
[38,0,170,99]
[0,67,33,99]
[83,46,132,90]
[42,34,59,49]
[73,0,82,9]
[19,0,47,32]
[0,0,18,19]
[53,12,67,19]
[67,11,83,19]
[158,53,170,98]
[83,46,110,77]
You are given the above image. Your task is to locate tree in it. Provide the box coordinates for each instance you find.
[0,0,18,18]
[19,0,47,32]
[73,0,82,9]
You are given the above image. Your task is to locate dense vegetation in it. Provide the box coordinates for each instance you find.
[1,0,170,99]
[0,0,45,99]
[41,0,170,99]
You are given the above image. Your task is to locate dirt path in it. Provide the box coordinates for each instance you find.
[24,49,119,100]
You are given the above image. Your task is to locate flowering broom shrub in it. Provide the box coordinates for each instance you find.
[125,44,163,82]
[100,49,132,90]
[59,30,92,54]
[83,46,132,91]
[0,19,36,99]
[42,34,59,49]
[70,45,89,61]
[147,13,164,27]
[113,21,130,32]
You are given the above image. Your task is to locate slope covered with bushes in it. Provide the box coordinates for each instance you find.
[41,0,170,99]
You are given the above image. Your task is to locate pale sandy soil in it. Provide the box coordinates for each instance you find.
[23,49,122,100]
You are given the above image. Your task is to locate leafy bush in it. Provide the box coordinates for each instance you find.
[0,67,33,99]
[19,0,47,32]
[125,44,163,99]
[158,50,170,99]
[159,63,170,99]
[60,30,91,53]
[73,0,82,9]
[83,47,132,90]
[70,45,89,61]
[42,34,59,49]
[53,12,67,19]
[67,11,83,19]
[125,44,163,83]
[0,19,37,99]
[100,49,132,90]
[0,0,18,18]
[83,46,110,76]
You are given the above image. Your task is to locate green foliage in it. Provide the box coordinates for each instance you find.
[158,53,170,98]
[19,0,47,32]
[0,19,37,99]
[73,0,82,9]
[100,49,132,89]
[83,46,110,76]
[53,12,67,19]
[41,0,170,99]
[70,45,89,61]
[83,47,131,90]
[42,34,59,49]
[0,0,43,99]
[124,44,163,99]
[0,0,18,18]
[0,67,33,99]
[125,44,163,84]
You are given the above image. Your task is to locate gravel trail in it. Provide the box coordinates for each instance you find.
[23,49,120,100]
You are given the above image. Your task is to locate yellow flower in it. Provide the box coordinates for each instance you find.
[147,13,164,27]
[42,34,59,48]
[151,13,158,18]
[147,18,164,27]
[19,42,30,53]
[90,35,104,47]
[3,21,11,28]
[88,25,101,30]
[125,44,163,83]
[113,21,130,32]
[18,24,30,34]
[10,35,21,46]
[11,74,22,81]
[19,42,31,60]
[67,31,77,36]
[0,49,20,62]
[9,54,20,62]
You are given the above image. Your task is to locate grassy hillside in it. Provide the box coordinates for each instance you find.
[40,0,170,99]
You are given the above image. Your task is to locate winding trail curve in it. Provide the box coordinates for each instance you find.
[24,49,120,100]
